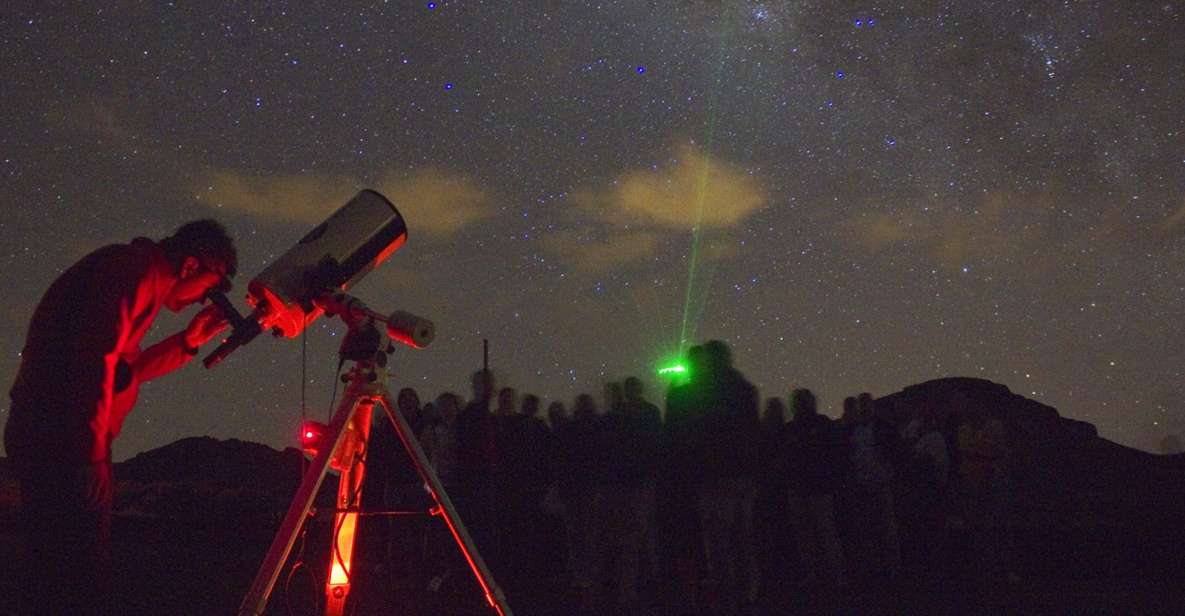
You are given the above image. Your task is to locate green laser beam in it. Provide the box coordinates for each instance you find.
[677,11,735,355]
[658,364,687,375]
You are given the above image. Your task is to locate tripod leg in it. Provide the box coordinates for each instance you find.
[237,391,366,616]
[325,401,374,616]
[377,395,514,616]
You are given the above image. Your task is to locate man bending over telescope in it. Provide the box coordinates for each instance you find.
[4,219,237,616]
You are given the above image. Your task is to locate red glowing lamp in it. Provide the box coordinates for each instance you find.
[300,420,329,457]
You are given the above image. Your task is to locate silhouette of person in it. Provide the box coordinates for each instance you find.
[454,370,498,561]
[604,381,625,416]
[782,388,847,589]
[545,400,581,580]
[494,386,518,417]
[363,387,430,583]
[546,400,568,432]
[492,386,530,583]
[4,220,236,616]
[423,392,462,486]
[764,397,787,428]
[592,376,664,610]
[694,339,761,613]
[520,394,552,498]
[756,397,790,591]
[621,376,664,583]
[564,393,607,602]
[421,392,465,593]
[517,394,554,578]
[662,345,709,611]
[841,396,858,425]
[845,392,901,584]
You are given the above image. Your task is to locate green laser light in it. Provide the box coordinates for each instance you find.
[658,364,687,376]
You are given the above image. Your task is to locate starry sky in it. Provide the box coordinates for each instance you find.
[2,1,1183,460]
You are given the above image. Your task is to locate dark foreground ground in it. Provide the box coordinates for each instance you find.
[3,517,1185,616]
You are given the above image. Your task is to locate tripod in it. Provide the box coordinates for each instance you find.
[237,298,511,616]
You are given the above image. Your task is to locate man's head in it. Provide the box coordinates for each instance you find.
[604,381,623,412]
[434,392,461,424]
[496,387,518,414]
[841,396,858,423]
[160,219,237,312]
[471,369,495,402]
[764,397,787,426]
[521,394,541,418]
[573,393,597,420]
[546,401,567,427]
[703,339,732,372]
[790,388,818,420]
[398,387,421,413]
[685,345,707,382]
[623,376,644,402]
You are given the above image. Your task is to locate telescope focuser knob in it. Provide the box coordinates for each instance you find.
[386,310,435,349]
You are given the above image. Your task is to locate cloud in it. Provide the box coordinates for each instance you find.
[195,168,493,237]
[375,168,493,236]
[541,228,662,273]
[542,144,765,273]
[197,171,348,223]
[844,193,1049,269]
[578,143,768,229]
[1159,201,1185,236]
[849,212,915,253]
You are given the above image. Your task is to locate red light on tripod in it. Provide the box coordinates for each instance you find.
[301,420,329,457]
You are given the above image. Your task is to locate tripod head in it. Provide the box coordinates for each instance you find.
[317,292,436,364]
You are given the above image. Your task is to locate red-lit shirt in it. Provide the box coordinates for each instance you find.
[6,238,195,463]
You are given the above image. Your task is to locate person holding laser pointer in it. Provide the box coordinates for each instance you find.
[4,220,237,616]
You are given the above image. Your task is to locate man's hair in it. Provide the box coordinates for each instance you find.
[703,339,733,369]
[624,376,644,399]
[161,219,238,278]
[791,388,818,417]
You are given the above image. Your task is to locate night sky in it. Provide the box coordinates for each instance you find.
[2,2,1183,460]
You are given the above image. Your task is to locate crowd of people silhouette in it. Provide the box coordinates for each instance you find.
[358,340,1018,615]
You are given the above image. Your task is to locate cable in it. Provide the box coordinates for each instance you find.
[327,357,344,423]
[283,526,319,616]
[331,446,369,587]
[301,325,308,478]
[286,324,318,616]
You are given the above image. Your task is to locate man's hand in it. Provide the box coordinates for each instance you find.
[184,303,229,349]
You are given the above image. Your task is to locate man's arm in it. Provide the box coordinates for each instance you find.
[67,251,142,463]
[132,331,194,383]
[132,303,227,383]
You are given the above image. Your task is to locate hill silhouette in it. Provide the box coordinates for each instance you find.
[877,377,1185,529]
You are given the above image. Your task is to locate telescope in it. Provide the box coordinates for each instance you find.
[204,189,434,368]
[220,189,510,616]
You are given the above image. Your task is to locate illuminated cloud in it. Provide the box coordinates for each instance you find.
[375,168,493,236]
[848,212,915,253]
[197,171,349,223]
[195,168,492,237]
[580,143,768,230]
[1159,201,1185,236]
[845,193,1048,270]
